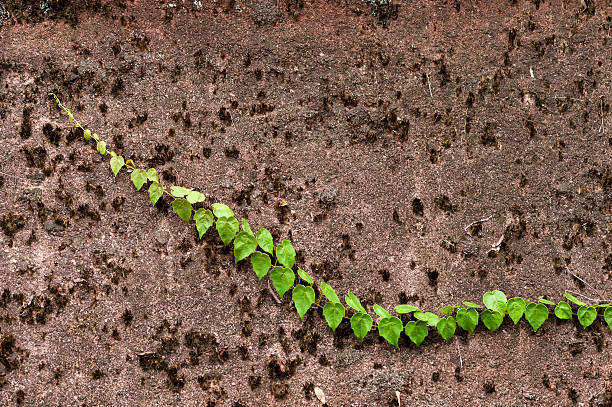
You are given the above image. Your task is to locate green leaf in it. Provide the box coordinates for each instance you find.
[436,316,456,341]
[564,292,586,307]
[172,198,193,223]
[538,298,555,306]
[233,231,257,262]
[321,282,340,303]
[241,219,254,236]
[405,321,428,346]
[577,306,597,329]
[194,209,214,238]
[170,186,193,198]
[483,290,507,314]
[297,268,313,285]
[292,284,315,320]
[378,317,403,348]
[147,168,159,183]
[456,308,478,334]
[323,302,345,332]
[92,133,100,142]
[525,303,548,332]
[96,140,106,155]
[216,216,239,246]
[148,182,164,206]
[83,129,92,140]
[554,301,573,320]
[507,297,527,324]
[604,307,612,332]
[212,203,234,218]
[130,169,148,191]
[462,301,483,309]
[256,228,273,254]
[270,266,294,298]
[394,304,421,314]
[373,304,391,319]
[350,312,373,341]
[480,310,504,331]
[109,154,124,176]
[276,240,296,269]
[439,305,458,317]
[125,159,134,168]
[186,190,206,204]
[345,292,367,314]
[414,312,440,327]
[250,251,271,280]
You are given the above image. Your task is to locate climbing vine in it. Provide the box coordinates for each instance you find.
[49,94,612,349]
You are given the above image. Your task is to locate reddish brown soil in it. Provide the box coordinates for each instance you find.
[0,0,611,406]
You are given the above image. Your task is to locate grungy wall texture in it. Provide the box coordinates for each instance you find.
[0,0,611,406]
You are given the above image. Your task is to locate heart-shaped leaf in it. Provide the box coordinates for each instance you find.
[172,198,193,223]
[250,251,271,280]
[456,308,479,334]
[525,303,548,332]
[233,231,257,262]
[439,305,458,317]
[109,153,125,176]
[170,186,193,198]
[323,302,345,332]
[216,216,239,246]
[414,312,440,327]
[270,266,294,298]
[146,168,159,183]
[405,321,428,346]
[275,240,296,269]
[211,203,234,218]
[292,284,315,320]
[297,268,313,285]
[483,290,507,314]
[373,304,391,319]
[241,219,254,236]
[96,140,106,155]
[378,317,403,348]
[604,307,612,332]
[256,228,273,254]
[186,190,206,204]
[321,282,340,303]
[345,292,367,314]
[577,306,597,328]
[507,297,527,324]
[554,301,572,320]
[436,316,456,340]
[350,312,373,341]
[148,182,164,206]
[130,169,148,190]
[480,310,504,331]
[194,209,214,238]
[394,304,421,314]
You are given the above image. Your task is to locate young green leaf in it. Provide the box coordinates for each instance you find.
[414,312,440,327]
[507,297,527,324]
[275,240,296,269]
[194,208,214,238]
[250,251,271,280]
[323,302,345,332]
[350,312,373,341]
[480,310,504,331]
[170,186,193,198]
[130,169,148,190]
[255,228,273,254]
[564,292,586,307]
[483,290,508,314]
[525,303,548,332]
[345,292,367,314]
[538,298,555,306]
[216,216,239,246]
[436,316,456,341]
[212,203,234,218]
[405,321,428,346]
[321,282,340,303]
[233,231,257,262]
[439,305,457,317]
[186,190,206,204]
[456,308,479,334]
[125,159,134,168]
[462,301,483,309]
[604,307,612,332]
[270,266,294,298]
[172,198,193,223]
[292,284,315,320]
[394,304,421,314]
[148,182,164,206]
[554,301,572,320]
[96,140,106,155]
[378,317,403,348]
[147,168,159,183]
[109,154,124,176]
[297,268,313,285]
[577,306,597,329]
[83,129,92,140]
[92,133,100,142]
[373,304,391,319]
[241,219,254,236]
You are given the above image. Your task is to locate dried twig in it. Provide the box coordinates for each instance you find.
[268,279,281,304]
[426,73,433,97]
[463,215,493,234]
